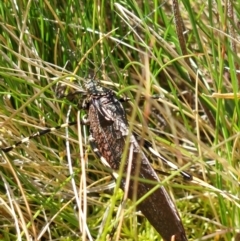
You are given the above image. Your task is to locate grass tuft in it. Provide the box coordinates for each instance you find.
[0,1,239,240]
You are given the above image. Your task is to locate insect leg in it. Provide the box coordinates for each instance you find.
[141,138,192,180]
[1,119,89,153]
[118,95,162,103]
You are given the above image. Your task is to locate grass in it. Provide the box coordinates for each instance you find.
[0,0,239,241]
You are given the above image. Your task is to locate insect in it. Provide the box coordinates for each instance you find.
[1,79,190,241]
[78,79,189,241]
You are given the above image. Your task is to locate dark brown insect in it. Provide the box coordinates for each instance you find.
[82,79,188,241]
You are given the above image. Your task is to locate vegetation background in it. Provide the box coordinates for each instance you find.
[0,0,239,240]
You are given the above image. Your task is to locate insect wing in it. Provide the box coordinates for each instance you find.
[92,92,128,126]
